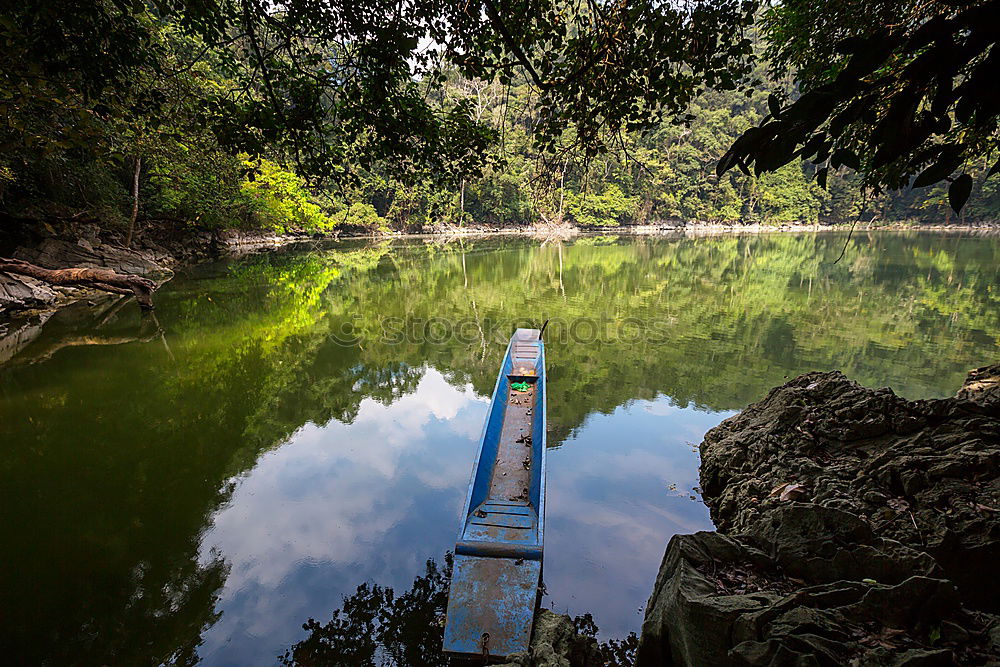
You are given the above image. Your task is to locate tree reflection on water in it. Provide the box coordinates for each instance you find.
[279,553,638,667]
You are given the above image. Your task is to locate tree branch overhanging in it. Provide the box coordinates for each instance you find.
[481,0,549,91]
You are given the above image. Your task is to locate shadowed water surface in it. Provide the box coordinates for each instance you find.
[1,232,997,665]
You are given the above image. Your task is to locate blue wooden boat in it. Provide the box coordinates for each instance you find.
[443,328,547,660]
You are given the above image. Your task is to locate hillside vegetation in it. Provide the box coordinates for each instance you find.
[2,2,998,238]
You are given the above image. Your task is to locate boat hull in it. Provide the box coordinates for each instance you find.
[443,555,542,658]
[443,328,546,659]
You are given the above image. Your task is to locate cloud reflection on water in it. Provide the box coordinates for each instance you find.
[544,399,728,638]
[196,369,729,664]
[197,369,486,665]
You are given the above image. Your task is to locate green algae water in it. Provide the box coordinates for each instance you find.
[1,232,998,665]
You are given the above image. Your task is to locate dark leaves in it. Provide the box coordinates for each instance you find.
[836,31,899,82]
[832,148,861,171]
[718,125,769,177]
[912,148,963,188]
[948,174,972,213]
[800,133,828,161]
[736,0,999,200]
[816,166,828,189]
[717,150,738,178]
[755,136,799,173]
[834,36,866,55]
[767,93,782,119]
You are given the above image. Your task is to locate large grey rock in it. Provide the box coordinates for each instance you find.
[638,533,995,666]
[639,366,1000,666]
[0,271,59,311]
[15,237,171,278]
[748,504,938,585]
[700,366,1000,611]
[639,532,783,666]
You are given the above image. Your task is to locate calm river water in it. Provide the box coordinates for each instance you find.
[1,232,998,665]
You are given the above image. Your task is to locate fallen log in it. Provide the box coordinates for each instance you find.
[0,257,157,309]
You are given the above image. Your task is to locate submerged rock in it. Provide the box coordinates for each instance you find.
[640,365,1000,666]
[497,609,603,667]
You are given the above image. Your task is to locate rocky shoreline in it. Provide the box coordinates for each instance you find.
[0,220,316,317]
[639,365,1000,666]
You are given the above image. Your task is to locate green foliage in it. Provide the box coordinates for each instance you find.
[441,0,758,156]
[336,202,388,230]
[1,1,997,234]
[466,170,534,226]
[146,143,248,228]
[755,164,826,224]
[240,157,335,232]
[565,185,638,227]
[724,0,1000,204]
[0,0,496,232]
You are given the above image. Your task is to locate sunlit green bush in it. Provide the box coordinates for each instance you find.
[565,184,639,227]
[240,156,335,233]
[335,202,388,230]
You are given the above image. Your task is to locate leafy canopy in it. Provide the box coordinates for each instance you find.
[1,1,757,180]
[719,0,1000,212]
[4,0,998,217]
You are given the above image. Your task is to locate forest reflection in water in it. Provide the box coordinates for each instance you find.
[0,231,997,666]
[276,553,638,667]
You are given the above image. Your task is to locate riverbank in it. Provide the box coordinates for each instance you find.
[0,219,325,317]
[404,220,1000,238]
[4,217,1000,363]
[638,364,1000,666]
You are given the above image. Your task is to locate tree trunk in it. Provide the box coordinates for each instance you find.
[126,156,141,248]
[0,257,156,309]
[558,162,566,219]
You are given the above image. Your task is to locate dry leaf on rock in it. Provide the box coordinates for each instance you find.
[769,482,808,501]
